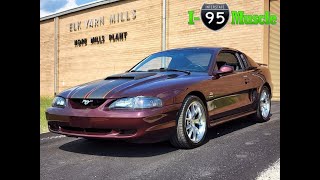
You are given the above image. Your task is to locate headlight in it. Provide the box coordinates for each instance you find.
[52,96,66,108]
[109,96,162,109]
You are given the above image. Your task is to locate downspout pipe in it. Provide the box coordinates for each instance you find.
[162,0,166,51]
[54,17,59,96]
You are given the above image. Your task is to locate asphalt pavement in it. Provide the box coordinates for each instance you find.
[40,102,280,180]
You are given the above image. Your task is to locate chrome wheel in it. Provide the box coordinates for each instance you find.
[185,101,206,143]
[260,89,271,119]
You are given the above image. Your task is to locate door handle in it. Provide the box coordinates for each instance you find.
[244,78,250,84]
[243,75,248,78]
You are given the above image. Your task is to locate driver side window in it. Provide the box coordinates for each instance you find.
[215,52,243,71]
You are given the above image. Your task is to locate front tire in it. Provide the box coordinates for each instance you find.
[170,95,208,149]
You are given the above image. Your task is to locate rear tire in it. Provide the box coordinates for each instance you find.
[170,95,208,149]
[251,86,271,122]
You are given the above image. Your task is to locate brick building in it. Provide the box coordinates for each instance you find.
[40,0,280,100]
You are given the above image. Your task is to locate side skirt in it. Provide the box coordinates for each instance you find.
[208,110,256,127]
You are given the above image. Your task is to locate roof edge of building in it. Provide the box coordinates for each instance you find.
[40,0,120,22]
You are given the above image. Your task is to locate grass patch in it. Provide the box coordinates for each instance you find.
[40,96,53,133]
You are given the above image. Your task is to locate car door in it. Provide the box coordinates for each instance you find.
[207,50,252,121]
[237,52,266,106]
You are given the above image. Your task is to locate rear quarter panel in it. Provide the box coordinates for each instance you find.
[257,66,273,96]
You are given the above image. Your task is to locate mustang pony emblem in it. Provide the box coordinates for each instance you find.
[82,99,93,105]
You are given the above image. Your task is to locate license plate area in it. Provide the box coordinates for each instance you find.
[70,116,91,128]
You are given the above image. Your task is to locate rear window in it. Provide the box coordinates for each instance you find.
[245,54,259,67]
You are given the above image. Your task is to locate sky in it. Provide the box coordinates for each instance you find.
[40,0,100,17]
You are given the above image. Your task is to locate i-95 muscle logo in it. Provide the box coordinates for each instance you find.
[188,3,278,31]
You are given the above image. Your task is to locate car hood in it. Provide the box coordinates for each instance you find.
[58,72,207,99]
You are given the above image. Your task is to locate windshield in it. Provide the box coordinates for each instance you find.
[130,49,214,73]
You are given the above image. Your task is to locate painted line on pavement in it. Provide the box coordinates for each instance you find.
[256,159,280,180]
[40,135,66,141]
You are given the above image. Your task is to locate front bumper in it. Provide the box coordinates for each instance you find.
[46,100,181,143]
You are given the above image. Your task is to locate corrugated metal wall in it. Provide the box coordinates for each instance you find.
[269,0,280,100]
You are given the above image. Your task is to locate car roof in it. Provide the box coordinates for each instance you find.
[161,47,239,53]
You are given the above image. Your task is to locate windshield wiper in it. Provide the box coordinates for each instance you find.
[129,70,146,72]
[148,68,191,75]
[165,68,191,75]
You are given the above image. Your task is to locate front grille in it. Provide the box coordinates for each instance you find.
[60,126,137,135]
[61,126,112,134]
[49,121,137,136]
[119,129,137,135]
[61,126,83,132]
[69,99,106,109]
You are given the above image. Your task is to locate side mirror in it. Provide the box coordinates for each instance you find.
[218,65,234,73]
[214,65,234,78]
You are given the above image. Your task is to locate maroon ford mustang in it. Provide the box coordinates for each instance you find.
[46,47,272,148]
